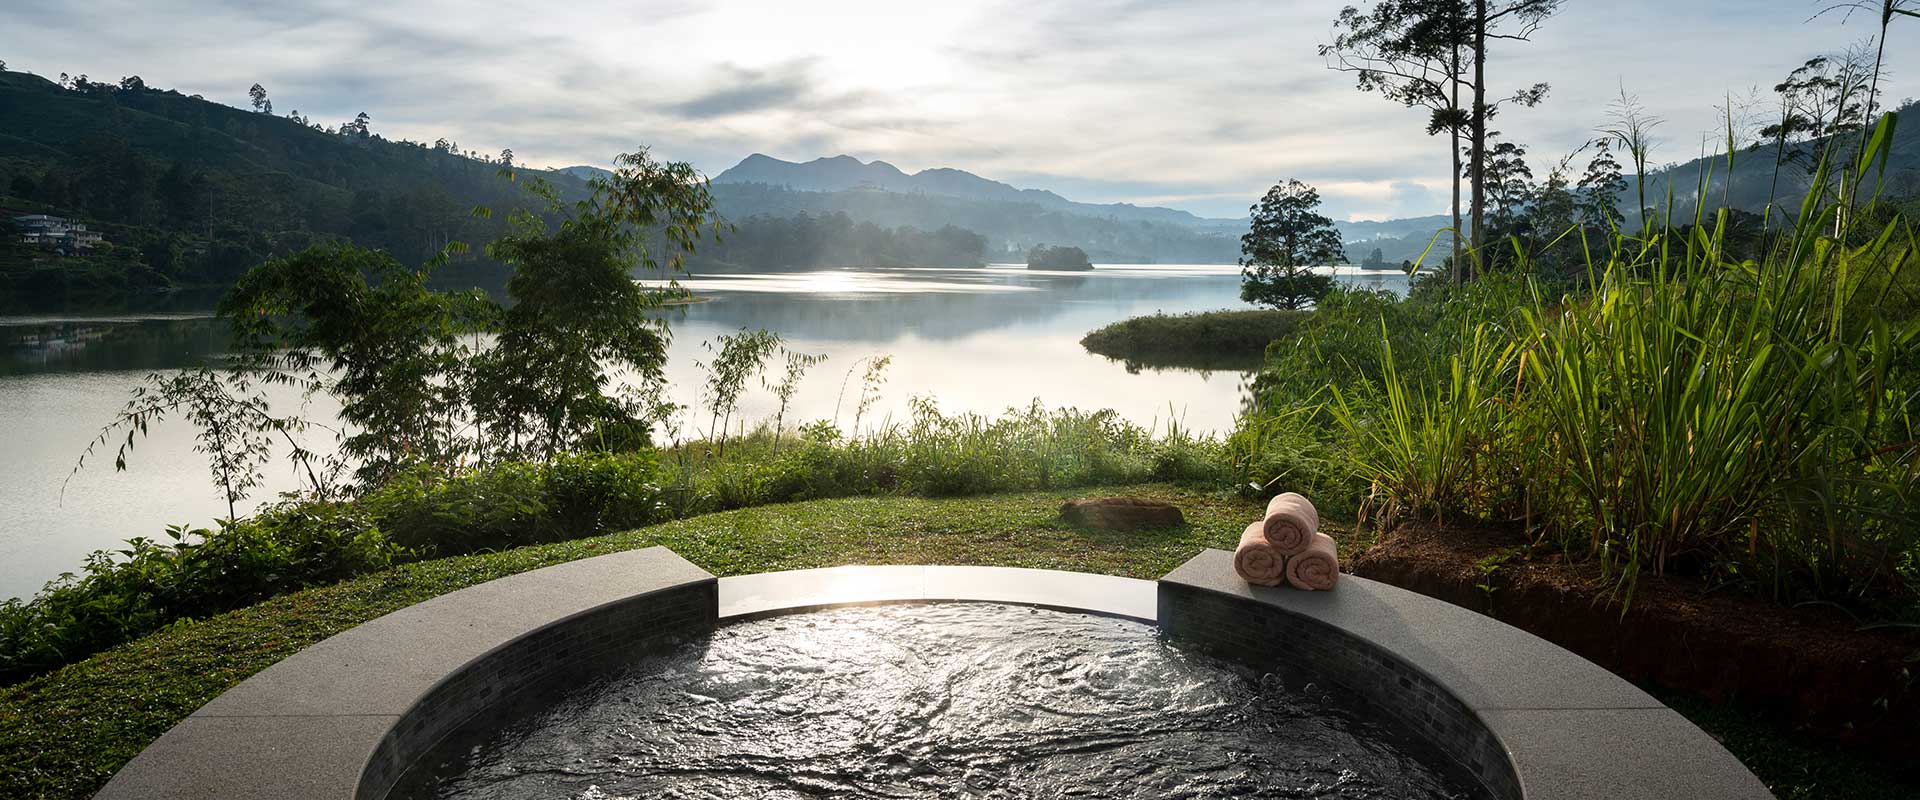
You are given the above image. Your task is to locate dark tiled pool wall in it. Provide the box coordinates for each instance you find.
[358,579,719,799]
[1157,582,1520,800]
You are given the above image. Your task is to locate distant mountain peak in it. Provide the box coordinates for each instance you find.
[711,153,1237,231]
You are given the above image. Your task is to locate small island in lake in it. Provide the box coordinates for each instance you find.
[1026,244,1093,271]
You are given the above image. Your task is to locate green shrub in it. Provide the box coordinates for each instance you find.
[362,452,668,555]
[3,398,1245,685]
[0,502,399,683]
[362,462,547,553]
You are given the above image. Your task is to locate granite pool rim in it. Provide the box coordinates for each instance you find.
[94,548,1775,800]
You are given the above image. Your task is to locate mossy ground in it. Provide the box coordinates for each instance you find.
[1,484,1909,799]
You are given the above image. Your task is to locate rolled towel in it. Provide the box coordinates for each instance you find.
[1285,532,1340,591]
[1261,492,1320,555]
[1234,521,1287,587]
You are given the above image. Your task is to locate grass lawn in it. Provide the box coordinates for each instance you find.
[1,484,1910,799]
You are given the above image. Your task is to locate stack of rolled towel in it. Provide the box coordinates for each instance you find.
[1233,492,1340,591]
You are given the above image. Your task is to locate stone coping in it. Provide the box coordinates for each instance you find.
[718,564,1157,621]
[1160,549,1773,800]
[95,547,717,800]
[93,547,1773,800]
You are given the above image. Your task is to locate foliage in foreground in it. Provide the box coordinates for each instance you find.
[0,486,1256,800]
[2,487,1912,800]
[1238,136,1920,611]
[0,402,1228,685]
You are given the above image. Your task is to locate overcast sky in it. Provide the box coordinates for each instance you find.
[4,0,1913,220]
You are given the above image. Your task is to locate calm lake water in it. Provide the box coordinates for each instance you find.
[0,264,1408,600]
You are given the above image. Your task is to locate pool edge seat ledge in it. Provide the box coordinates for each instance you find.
[1159,548,1774,800]
[95,546,1775,800]
[94,546,718,800]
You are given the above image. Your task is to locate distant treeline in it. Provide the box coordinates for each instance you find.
[698,212,988,270]
[1026,244,1092,270]
[711,182,1242,264]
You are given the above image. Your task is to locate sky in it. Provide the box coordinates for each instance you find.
[3,0,1914,220]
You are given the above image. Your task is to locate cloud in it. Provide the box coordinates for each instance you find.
[1387,181,1440,219]
[1,0,1912,221]
[669,62,823,119]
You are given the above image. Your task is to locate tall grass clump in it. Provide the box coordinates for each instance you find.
[1330,319,1518,524]
[660,398,1227,509]
[1515,155,1920,604]
[1295,121,1920,609]
[1228,273,1534,520]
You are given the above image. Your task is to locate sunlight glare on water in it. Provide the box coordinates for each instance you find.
[0,264,1408,600]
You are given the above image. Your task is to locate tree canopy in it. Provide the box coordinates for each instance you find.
[1239,180,1345,309]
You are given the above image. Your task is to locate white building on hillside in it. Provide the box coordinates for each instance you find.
[12,214,104,252]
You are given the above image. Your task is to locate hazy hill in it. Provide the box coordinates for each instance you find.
[714,153,1244,231]
[1329,107,1920,269]
[1637,100,1920,216]
[1336,214,1454,242]
[692,154,1244,263]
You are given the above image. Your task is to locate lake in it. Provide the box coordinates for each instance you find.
[0,264,1409,600]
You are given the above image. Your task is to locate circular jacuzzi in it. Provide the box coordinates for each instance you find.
[98,547,1775,800]
[393,603,1470,799]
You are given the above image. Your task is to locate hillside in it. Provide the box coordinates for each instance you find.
[0,69,588,306]
[706,181,1241,264]
[696,155,1243,264]
[714,154,1244,231]
[1322,107,1920,270]
[1638,100,1920,216]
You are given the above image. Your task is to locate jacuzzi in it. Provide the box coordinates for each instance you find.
[97,548,1774,800]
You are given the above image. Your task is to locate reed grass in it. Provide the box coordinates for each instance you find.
[1244,116,1920,609]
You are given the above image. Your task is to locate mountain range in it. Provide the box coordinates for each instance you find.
[690,154,1475,265]
[712,154,1244,232]
[6,58,1913,304]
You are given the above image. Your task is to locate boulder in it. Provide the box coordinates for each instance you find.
[1059,497,1185,532]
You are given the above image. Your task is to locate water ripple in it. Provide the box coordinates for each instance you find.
[396,603,1474,800]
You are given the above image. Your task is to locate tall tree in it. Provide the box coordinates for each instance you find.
[247,83,270,114]
[1575,138,1627,229]
[1238,180,1345,310]
[1753,50,1878,223]
[475,148,721,456]
[1466,0,1558,263]
[1323,0,1472,279]
[1817,2,1918,210]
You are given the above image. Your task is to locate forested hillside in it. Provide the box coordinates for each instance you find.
[0,69,582,305]
[1641,99,1920,213]
[0,67,1233,308]
[1332,101,1920,269]
[713,153,1243,231]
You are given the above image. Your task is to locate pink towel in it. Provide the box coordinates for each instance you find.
[1234,522,1286,587]
[1285,532,1339,591]
[1262,492,1319,555]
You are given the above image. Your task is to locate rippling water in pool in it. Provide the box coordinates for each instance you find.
[395,603,1472,799]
